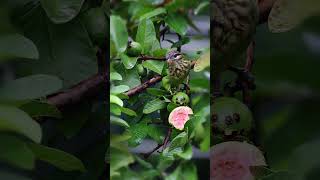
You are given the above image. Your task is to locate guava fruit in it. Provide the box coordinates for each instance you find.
[168,106,193,130]
[126,41,142,57]
[172,92,190,105]
[210,141,266,180]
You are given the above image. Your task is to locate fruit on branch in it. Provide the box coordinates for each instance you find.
[166,50,192,90]
[126,41,142,57]
[210,141,266,180]
[137,64,146,76]
[172,92,190,105]
[212,97,253,136]
[169,106,193,130]
[212,0,259,70]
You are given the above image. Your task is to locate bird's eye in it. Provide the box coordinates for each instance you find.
[174,54,180,58]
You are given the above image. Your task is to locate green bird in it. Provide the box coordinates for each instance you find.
[212,0,259,96]
[166,50,192,91]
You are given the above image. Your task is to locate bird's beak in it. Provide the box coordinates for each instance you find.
[167,59,173,64]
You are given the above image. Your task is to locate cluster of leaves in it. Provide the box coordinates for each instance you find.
[110,0,210,179]
[0,0,108,179]
[213,0,320,179]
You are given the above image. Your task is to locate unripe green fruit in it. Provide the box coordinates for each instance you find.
[172,92,190,105]
[137,64,146,76]
[126,41,142,57]
[212,97,253,136]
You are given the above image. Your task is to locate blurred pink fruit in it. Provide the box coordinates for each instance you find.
[210,141,266,180]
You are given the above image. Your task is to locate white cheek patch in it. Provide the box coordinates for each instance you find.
[175,55,182,59]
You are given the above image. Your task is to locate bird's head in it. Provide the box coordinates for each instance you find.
[166,50,183,64]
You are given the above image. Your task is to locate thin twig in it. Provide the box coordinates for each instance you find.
[143,128,172,159]
[125,75,163,96]
[138,56,166,61]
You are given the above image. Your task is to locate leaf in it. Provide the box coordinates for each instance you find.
[28,143,86,172]
[180,163,197,180]
[19,101,61,118]
[110,15,128,53]
[0,105,42,143]
[110,104,121,116]
[110,116,129,128]
[169,132,188,152]
[194,51,210,72]
[165,13,188,36]
[0,135,35,170]
[268,0,320,33]
[147,88,168,96]
[19,8,97,88]
[110,94,123,107]
[40,0,85,24]
[0,34,38,61]
[177,143,193,160]
[143,98,166,114]
[111,85,130,94]
[250,166,274,179]
[0,75,62,101]
[136,19,160,55]
[120,53,138,69]
[260,171,292,180]
[110,72,122,81]
[114,64,141,89]
[142,60,165,74]
[139,8,166,21]
[110,147,134,178]
[194,1,210,15]
[128,121,149,147]
[120,107,137,116]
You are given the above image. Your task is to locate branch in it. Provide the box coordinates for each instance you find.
[143,128,172,159]
[125,75,163,97]
[138,56,166,61]
[47,73,107,108]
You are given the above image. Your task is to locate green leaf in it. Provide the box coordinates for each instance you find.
[28,143,86,172]
[143,98,166,114]
[0,135,35,170]
[128,121,149,147]
[114,64,141,89]
[169,132,188,152]
[136,19,160,55]
[110,15,128,53]
[250,166,274,179]
[177,143,193,160]
[19,101,61,119]
[110,116,129,128]
[165,13,188,36]
[120,53,138,69]
[142,60,164,74]
[147,88,168,96]
[194,1,210,15]
[194,51,210,72]
[19,8,97,88]
[110,72,122,81]
[111,85,130,94]
[0,105,42,143]
[110,95,124,107]
[120,107,137,116]
[0,75,62,101]
[139,8,166,21]
[40,0,85,23]
[180,163,197,180]
[110,104,121,116]
[0,34,38,61]
[110,147,134,178]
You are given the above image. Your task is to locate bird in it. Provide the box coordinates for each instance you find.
[212,0,259,71]
[166,50,192,92]
[212,0,259,97]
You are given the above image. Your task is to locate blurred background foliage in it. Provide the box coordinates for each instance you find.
[0,0,107,179]
[109,0,210,179]
[254,15,320,178]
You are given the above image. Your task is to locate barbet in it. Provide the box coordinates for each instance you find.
[212,0,259,71]
[166,50,192,91]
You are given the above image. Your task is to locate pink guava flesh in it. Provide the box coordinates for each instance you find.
[210,141,266,180]
[168,106,193,130]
